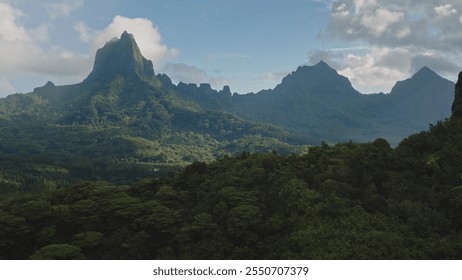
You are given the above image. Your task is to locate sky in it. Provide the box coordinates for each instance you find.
[1,0,462,97]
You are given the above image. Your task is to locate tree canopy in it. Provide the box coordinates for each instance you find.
[1,119,462,259]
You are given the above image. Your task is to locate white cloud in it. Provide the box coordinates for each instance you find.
[396,27,411,39]
[323,0,462,93]
[309,43,461,93]
[353,0,377,13]
[262,71,290,82]
[0,2,90,96]
[0,9,180,97]
[339,47,410,93]
[0,2,88,74]
[162,63,229,90]
[333,2,350,17]
[434,4,457,17]
[410,53,459,74]
[208,77,230,90]
[76,16,178,69]
[360,8,405,36]
[0,3,28,43]
[74,21,91,42]
[30,23,51,43]
[44,0,83,20]
[162,63,208,84]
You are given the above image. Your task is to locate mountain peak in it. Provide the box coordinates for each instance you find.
[390,66,447,94]
[84,31,155,82]
[412,66,438,79]
[121,30,131,39]
[277,61,359,97]
[314,60,330,68]
[44,81,55,88]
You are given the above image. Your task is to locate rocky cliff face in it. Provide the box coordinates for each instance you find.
[84,31,155,82]
[452,72,462,118]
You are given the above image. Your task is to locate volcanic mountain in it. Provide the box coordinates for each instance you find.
[0,31,456,189]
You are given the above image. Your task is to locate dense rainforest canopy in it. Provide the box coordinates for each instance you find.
[1,118,462,259]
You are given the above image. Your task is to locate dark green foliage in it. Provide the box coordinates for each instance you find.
[29,244,84,260]
[0,71,313,193]
[1,120,462,259]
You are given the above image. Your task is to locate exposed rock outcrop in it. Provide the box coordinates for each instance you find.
[84,31,155,82]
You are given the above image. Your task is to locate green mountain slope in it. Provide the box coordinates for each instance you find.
[174,61,454,145]
[0,32,456,191]
[2,92,462,259]
[0,32,307,191]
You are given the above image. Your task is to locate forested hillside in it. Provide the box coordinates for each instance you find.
[0,32,455,192]
[2,118,462,259]
[177,62,454,145]
[0,32,308,192]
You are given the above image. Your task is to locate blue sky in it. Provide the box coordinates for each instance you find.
[1,0,462,97]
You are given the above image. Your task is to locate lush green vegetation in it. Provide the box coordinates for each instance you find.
[0,32,454,192]
[0,75,309,192]
[1,32,461,260]
[222,64,454,146]
[0,119,308,193]
[1,118,462,259]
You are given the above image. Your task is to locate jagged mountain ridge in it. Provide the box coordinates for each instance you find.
[174,61,454,144]
[0,32,305,189]
[0,31,455,155]
[1,32,285,139]
[0,31,457,190]
[1,31,455,145]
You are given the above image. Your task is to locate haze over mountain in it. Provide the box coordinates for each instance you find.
[176,60,454,145]
[0,32,455,190]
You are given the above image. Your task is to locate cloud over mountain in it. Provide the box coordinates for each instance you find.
[162,63,229,90]
[75,16,178,69]
[312,0,462,93]
[0,2,89,96]
[0,1,179,97]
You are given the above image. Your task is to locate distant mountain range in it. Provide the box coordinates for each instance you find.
[174,58,454,146]
[0,32,455,189]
